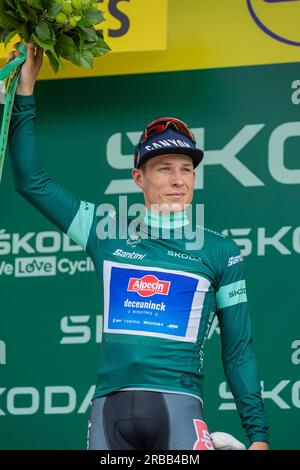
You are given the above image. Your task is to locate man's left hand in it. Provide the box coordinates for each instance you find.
[248,441,269,450]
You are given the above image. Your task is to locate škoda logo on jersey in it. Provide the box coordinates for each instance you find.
[127,274,171,297]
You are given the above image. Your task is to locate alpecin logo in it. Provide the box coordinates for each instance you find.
[247,0,300,46]
[127,274,171,297]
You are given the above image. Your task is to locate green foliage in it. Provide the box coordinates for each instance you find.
[0,0,110,73]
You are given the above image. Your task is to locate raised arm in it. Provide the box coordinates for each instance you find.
[8,43,95,252]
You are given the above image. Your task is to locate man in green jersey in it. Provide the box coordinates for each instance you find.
[7,43,269,450]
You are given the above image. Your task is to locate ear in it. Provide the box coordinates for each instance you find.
[132,168,144,190]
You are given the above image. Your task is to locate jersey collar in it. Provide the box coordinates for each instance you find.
[143,208,189,229]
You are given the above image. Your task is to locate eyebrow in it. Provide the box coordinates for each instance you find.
[157,162,193,167]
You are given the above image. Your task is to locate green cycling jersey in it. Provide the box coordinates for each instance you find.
[8,94,269,444]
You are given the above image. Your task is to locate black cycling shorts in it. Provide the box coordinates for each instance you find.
[87,390,214,451]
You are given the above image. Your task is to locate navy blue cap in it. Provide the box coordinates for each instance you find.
[134,126,204,169]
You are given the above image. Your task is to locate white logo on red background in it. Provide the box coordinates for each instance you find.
[127,274,171,297]
[193,419,214,451]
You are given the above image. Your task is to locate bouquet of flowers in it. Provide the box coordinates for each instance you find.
[0,0,111,73]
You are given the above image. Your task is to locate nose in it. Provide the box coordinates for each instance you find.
[170,168,185,186]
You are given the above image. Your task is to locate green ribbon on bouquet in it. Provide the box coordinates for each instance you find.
[0,42,27,183]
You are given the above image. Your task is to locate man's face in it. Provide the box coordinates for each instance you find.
[132,154,195,212]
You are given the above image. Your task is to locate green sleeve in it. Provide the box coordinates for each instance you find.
[216,238,269,444]
[8,94,95,251]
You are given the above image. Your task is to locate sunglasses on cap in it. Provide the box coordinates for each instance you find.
[139,117,196,145]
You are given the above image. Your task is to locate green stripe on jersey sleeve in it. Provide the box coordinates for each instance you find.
[67,200,95,250]
[216,280,247,309]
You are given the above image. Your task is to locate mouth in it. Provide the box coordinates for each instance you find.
[166,193,186,198]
